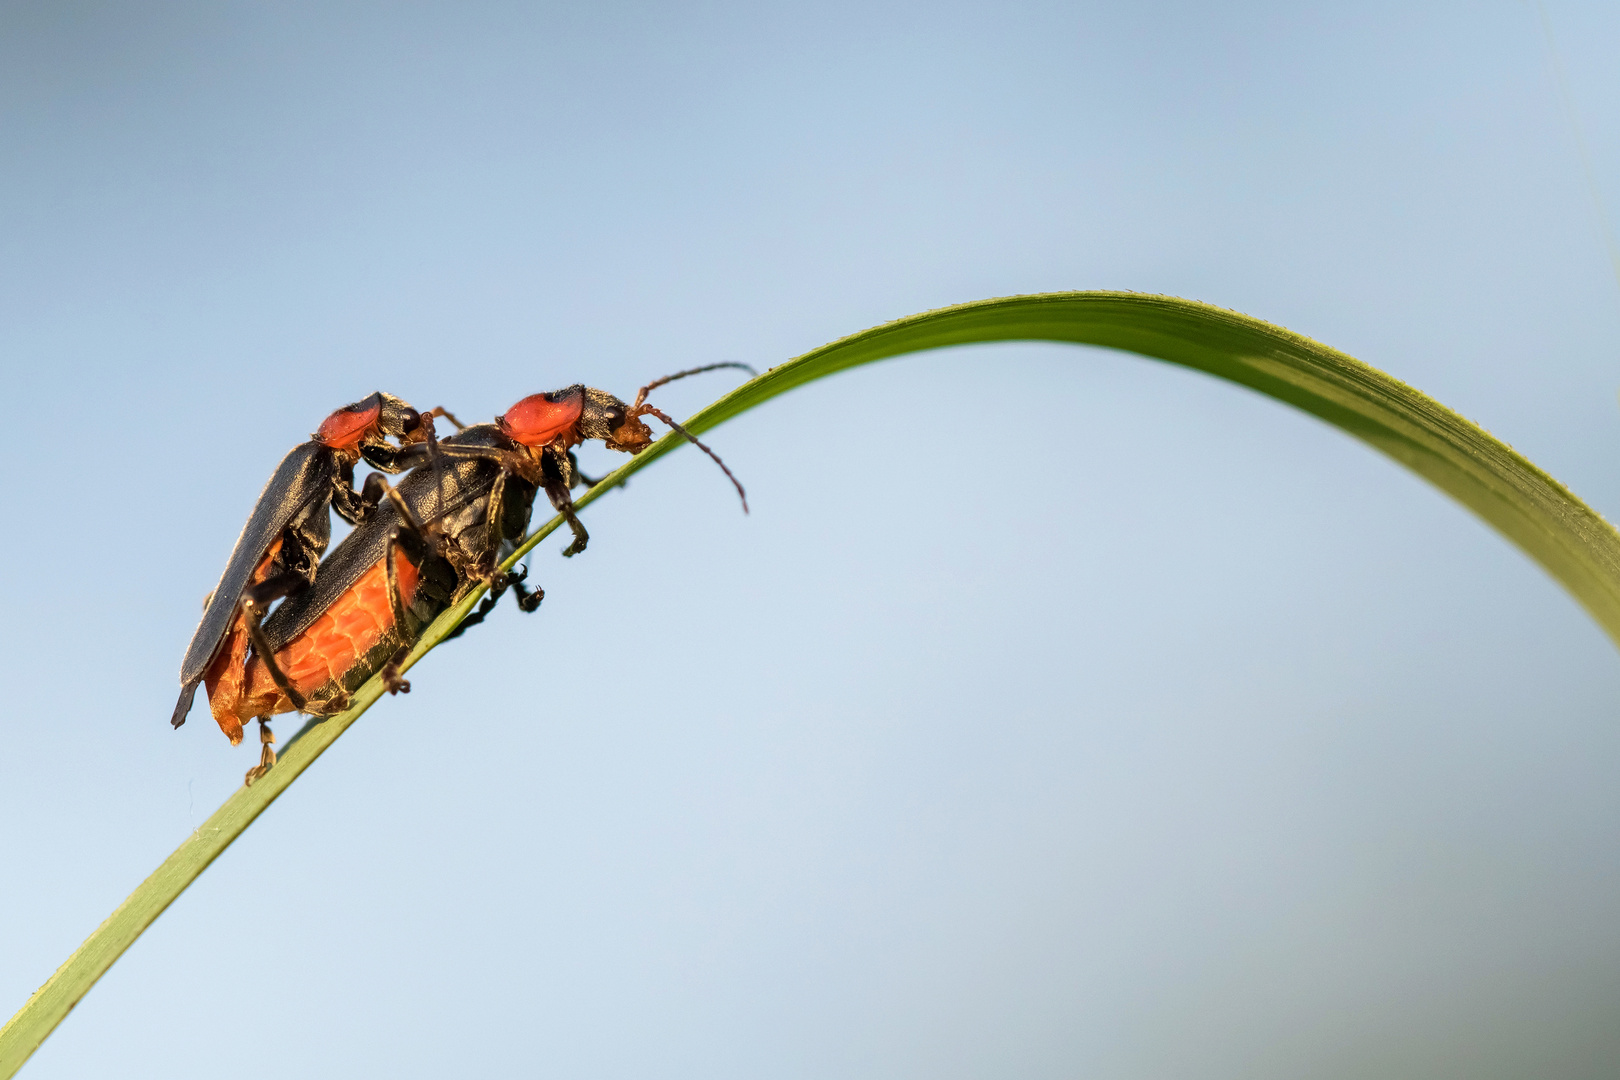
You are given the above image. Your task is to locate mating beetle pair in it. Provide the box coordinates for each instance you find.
[172,365,751,782]
[169,392,454,736]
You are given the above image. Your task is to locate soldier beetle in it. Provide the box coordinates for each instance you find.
[171,394,459,731]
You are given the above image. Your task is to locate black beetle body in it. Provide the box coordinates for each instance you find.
[171,392,445,730]
[206,425,541,778]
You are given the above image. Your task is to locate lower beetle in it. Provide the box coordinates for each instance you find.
[202,424,537,779]
[171,393,459,732]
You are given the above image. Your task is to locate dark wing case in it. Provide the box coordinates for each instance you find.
[261,425,509,651]
[177,441,335,689]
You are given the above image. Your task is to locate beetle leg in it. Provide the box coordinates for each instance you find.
[557,496,588,555]
[567,450,606,489]
[383,530,413,638]
[244,718,277,786]
[407,415,450,511]
[443,572,511,640]
[331,467,367,525]
[426,419,445,507]
[360,471,388,514]
[378,479,438,659]
[245,568,312,608]
[540,451,589,556]
[370,441,433,473]
[482,469,508,577]
[332,466,395,526]
[443,565,542,640]
[240,597,308,713]
[380,645,412,695]
[541,478,588,556]
[512,567,544,613]
[428,442,530,477]
[382,481,429,541]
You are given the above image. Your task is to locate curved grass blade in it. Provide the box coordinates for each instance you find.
[582,291,1620,645]
[5,291,1618,1077]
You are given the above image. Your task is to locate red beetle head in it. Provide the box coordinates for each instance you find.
[314,395,384,450]
[497,386,586,447]
[314,393,427,452]
[497,367,750,511]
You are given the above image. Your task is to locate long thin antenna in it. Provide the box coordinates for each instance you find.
[634,362,757,409]
[423,406,467,431]
[637,405,748,513]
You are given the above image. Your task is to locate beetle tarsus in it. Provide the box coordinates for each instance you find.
[512,571,544,613]
[561,516,588,557]
[444,566,538,640]
[244,718,277,786]
[381,646,412,695]
[541,480,589,557]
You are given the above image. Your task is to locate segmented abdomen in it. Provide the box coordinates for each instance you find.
[204,550,419,743]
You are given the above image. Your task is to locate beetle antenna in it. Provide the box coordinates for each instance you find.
[635,405,748,513]
[422,406,467,431]
[633,362,757,409]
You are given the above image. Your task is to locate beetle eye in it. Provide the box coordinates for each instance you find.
[601,406,626,429]
[400,408,421,433]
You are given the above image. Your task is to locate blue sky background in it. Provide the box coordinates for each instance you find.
[3,2,1620,1077]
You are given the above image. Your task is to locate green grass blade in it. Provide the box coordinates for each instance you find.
[601,291,1620,646]
[5,290,1617,1077]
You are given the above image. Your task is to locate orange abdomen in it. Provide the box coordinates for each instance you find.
[204,551,419,743]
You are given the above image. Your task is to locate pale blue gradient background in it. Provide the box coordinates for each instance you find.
[3,2,1620,1077]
